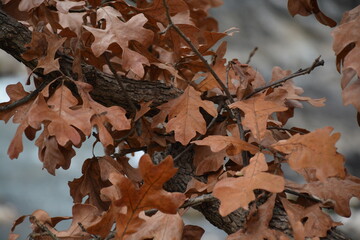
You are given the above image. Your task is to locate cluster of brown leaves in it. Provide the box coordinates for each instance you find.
[1,0,360,239]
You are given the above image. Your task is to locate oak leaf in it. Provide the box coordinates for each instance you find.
[0,83,40,159]
[182,225,205,240]
[83,7,153,77]
[69,157,111,211]
[18,0,45,12]
[193,135,259,156]
[56,204,100,238]
[213,153,284,216]
[127,212,184,240]
[87,154,186,239]
[36,134,75,175]
[287,0,336,27]
[134,0,189,25]
[158,86,217,145]
[36,34,66,74]
[229,93,288,141]
[332,6,360,113]
[286,175,360,217]
[55,0,85,14]
[75,81,131,147]
[271,127,345,181]
[31,83,90,146]
[227,194,289,240]
[280,198,341,239]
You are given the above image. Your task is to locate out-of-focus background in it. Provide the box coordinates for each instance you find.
[1,1,360,239]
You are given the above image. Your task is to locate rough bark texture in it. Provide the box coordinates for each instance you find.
[0,8,351,240]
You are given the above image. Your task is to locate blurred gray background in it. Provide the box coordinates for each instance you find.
[1,0,360,239]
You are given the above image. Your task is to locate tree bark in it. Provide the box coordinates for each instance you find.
[0,8,351,240]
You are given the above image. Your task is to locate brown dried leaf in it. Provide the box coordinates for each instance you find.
[227,194,289,240]
[17,0,45,12]
[55,0,85,14]
[230,93,288,141]
[127,212,184,240]
[193,135,259,156]
[280,198,341,239]
[87,154,186,238]
[134,101,152,121]
[182,225,205,240]
[135,0,189,25]
[332,6,360,112]
[36,134,75,175]
[31,84,90,146]
[69,157,111,211]
[76,81,131,147]
[193,145,226,175]
[56,204,100,238]
[83,7,153,77]
[36,34,66,74]
[213,153,284,216]
[272,127,346,181]
[0,83,38,159]
[158,86,217,145]
[286,175,360,217]
[287,0,336,27]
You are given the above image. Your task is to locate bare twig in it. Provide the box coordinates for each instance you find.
[104,54,137,115]
[245,47,258,64]
[244,56,324,99]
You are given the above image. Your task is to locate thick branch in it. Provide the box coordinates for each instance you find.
[0,9,182,112]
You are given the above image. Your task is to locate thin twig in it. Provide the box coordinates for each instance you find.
[104,54,137,115]
[31,217,60,240]
[245,47,258,64]
[284,189,322,203]
[181,193,216,208]
[162,0,247,164]
[77,222,101,240]
[0,77,52,112]
[244,56,324,100]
